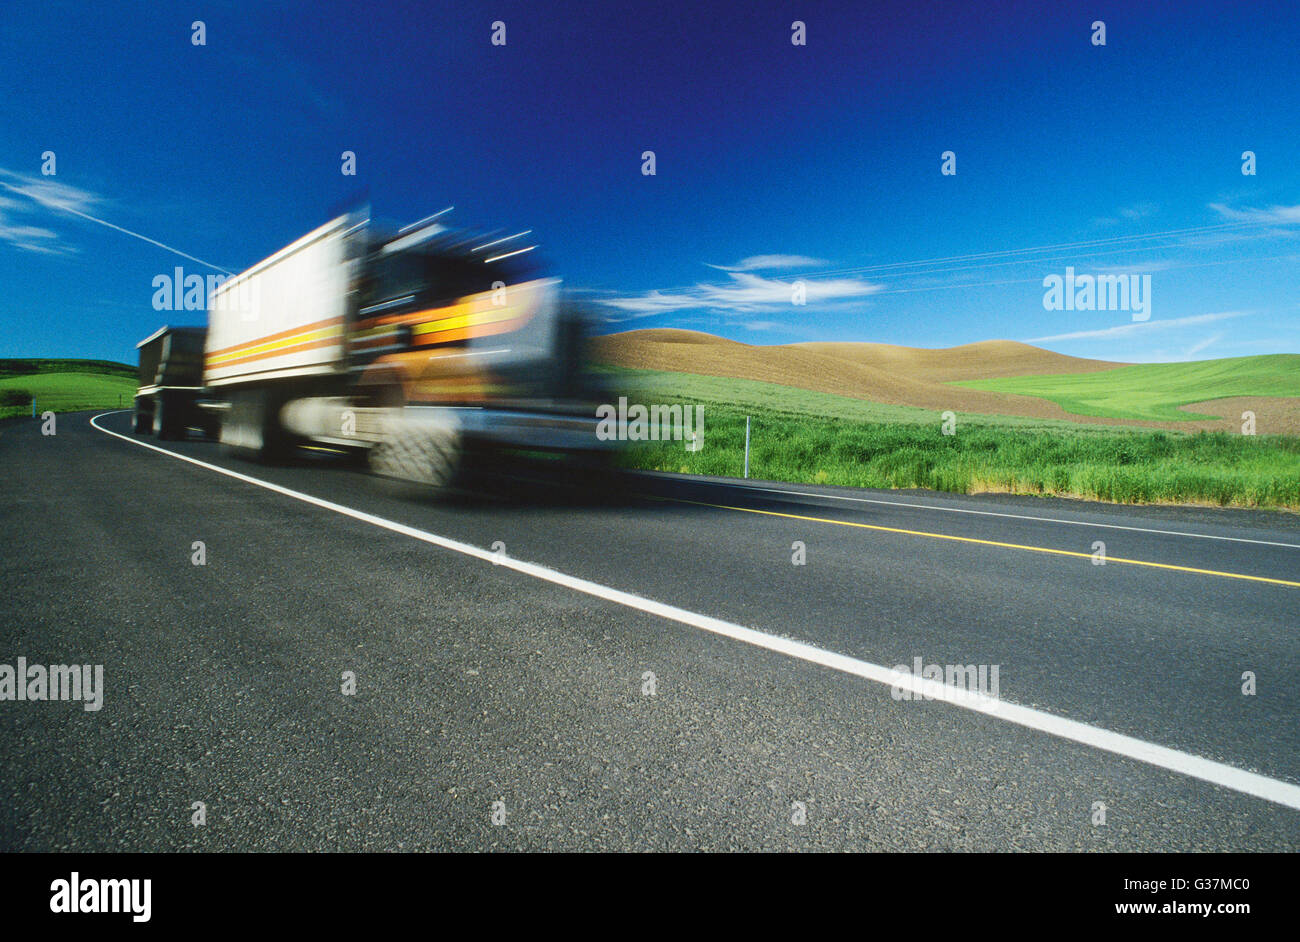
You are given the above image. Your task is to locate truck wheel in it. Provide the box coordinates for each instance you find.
[256,391,297,462]
[219,389,295,462]
[370,413,463,489]
[154,396,177,440]
[132,399,153,435]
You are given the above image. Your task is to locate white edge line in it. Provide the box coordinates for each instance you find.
[91,412,1300,813]
[655,475,1300,550]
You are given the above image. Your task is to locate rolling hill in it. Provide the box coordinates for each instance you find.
[0,359,137,419]
[589,329,1300,433]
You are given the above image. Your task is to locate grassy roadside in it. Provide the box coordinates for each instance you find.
[0,360,137,419]
[601,367,1300,510]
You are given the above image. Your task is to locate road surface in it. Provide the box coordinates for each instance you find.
[1,410,1297,850]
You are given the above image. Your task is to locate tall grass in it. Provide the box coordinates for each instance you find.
[620,405,1300,510]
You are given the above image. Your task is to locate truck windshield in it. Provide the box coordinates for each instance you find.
[367,249,535,308]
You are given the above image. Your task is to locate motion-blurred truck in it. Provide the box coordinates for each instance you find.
[132,325,212,439]
[185,208,604,487]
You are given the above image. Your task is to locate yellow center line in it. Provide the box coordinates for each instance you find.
[652,495,1300,588]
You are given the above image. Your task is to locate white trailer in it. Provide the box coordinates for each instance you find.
[205,213,361,389]
[197,208,608,485]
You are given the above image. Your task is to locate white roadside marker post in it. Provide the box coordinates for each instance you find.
[744,416,750,479]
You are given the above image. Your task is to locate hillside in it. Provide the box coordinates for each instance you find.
[590,329,1128,422]
[0,359,137,419]
[0,358,134,378]
[589,329,1300,432]
[957,354,1300,425]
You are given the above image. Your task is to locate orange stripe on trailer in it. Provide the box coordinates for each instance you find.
[207,323,343,366]
[205,336,340,370]
[206,316,343,358]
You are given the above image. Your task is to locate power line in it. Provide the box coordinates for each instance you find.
[619,216,1295,299]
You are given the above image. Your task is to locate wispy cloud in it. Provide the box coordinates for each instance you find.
[0,170,102,215]
[1119,203,1159,221]
[0,169,103,256]
[1092,202,1159,227]
[1208,202,1300,225]
[1025,310,1249,343]
[706,254,829,272]
[601,269,882,319]
[1183,332,1224,359]
[0,166,231,271]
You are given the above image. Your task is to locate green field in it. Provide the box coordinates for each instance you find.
[594,366,1140,431]
[952,354,1300,421]
[603,367,1300,510]
[0,360,137,419]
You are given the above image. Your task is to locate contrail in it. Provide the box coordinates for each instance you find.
[0,179,234,274]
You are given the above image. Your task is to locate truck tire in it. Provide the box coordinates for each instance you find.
[132,398,153,435]
[369,412,463,489]
[154,394,182,440]
[202,414,221,441]
[219,389,295,462]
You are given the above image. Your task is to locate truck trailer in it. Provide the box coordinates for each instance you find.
[132,325,212,439]
[136,208,608,488]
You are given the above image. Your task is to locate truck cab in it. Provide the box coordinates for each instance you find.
[203,209,611,487]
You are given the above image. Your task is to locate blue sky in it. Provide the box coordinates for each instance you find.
[1,0,1297,365]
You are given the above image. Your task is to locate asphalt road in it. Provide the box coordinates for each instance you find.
[1,410,1297,851]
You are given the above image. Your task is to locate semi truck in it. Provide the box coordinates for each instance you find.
[135,208,609,487]
[132,325,213,439]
